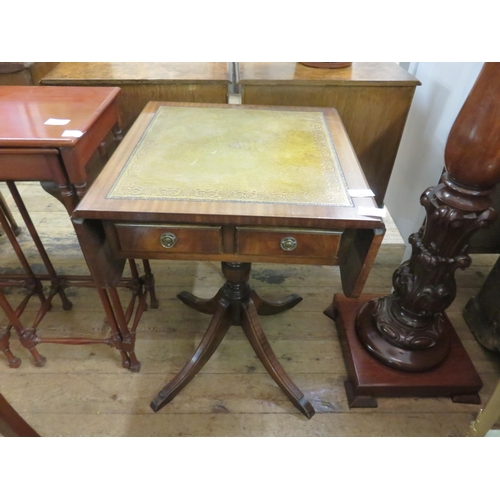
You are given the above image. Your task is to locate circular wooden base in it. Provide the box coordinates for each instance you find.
[356,299,451,372]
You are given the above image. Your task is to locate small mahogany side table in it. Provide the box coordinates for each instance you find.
[73,101,385,418]
[0,85,122,197]
[0,86,153,370]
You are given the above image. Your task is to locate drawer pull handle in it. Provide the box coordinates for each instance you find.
[160,232,177,249]
[280,236,297,252]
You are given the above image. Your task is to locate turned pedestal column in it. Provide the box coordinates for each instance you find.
[330,63,500,407]
[357,63,500,372]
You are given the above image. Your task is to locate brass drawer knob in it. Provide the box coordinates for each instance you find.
[280,236,297,252]
[160,232,177,249]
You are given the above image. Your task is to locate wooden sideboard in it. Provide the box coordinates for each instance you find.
[237,62,420,206]
[41,62,231,133]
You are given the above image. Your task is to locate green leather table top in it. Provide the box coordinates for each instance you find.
[108,106,352,207]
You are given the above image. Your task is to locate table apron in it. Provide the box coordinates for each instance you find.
[0,150,63,183]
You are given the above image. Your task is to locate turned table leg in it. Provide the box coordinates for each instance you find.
[0,191,21,236]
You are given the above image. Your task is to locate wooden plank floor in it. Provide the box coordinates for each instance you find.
[1,182,499,436]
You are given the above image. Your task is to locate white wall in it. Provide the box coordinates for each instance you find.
[385,62,484,260]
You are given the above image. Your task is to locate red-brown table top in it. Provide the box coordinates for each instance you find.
[0,86,120,148]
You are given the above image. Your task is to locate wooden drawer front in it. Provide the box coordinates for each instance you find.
[114,224,222,255]
[236,227,342,259]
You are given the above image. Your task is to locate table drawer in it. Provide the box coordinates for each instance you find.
[236,227,342,259]
[113,224,222,255]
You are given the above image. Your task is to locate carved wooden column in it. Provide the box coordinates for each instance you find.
[330,63,500,406]
[357,62,500,371]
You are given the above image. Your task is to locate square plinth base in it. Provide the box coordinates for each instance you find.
[325,294,483,408]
